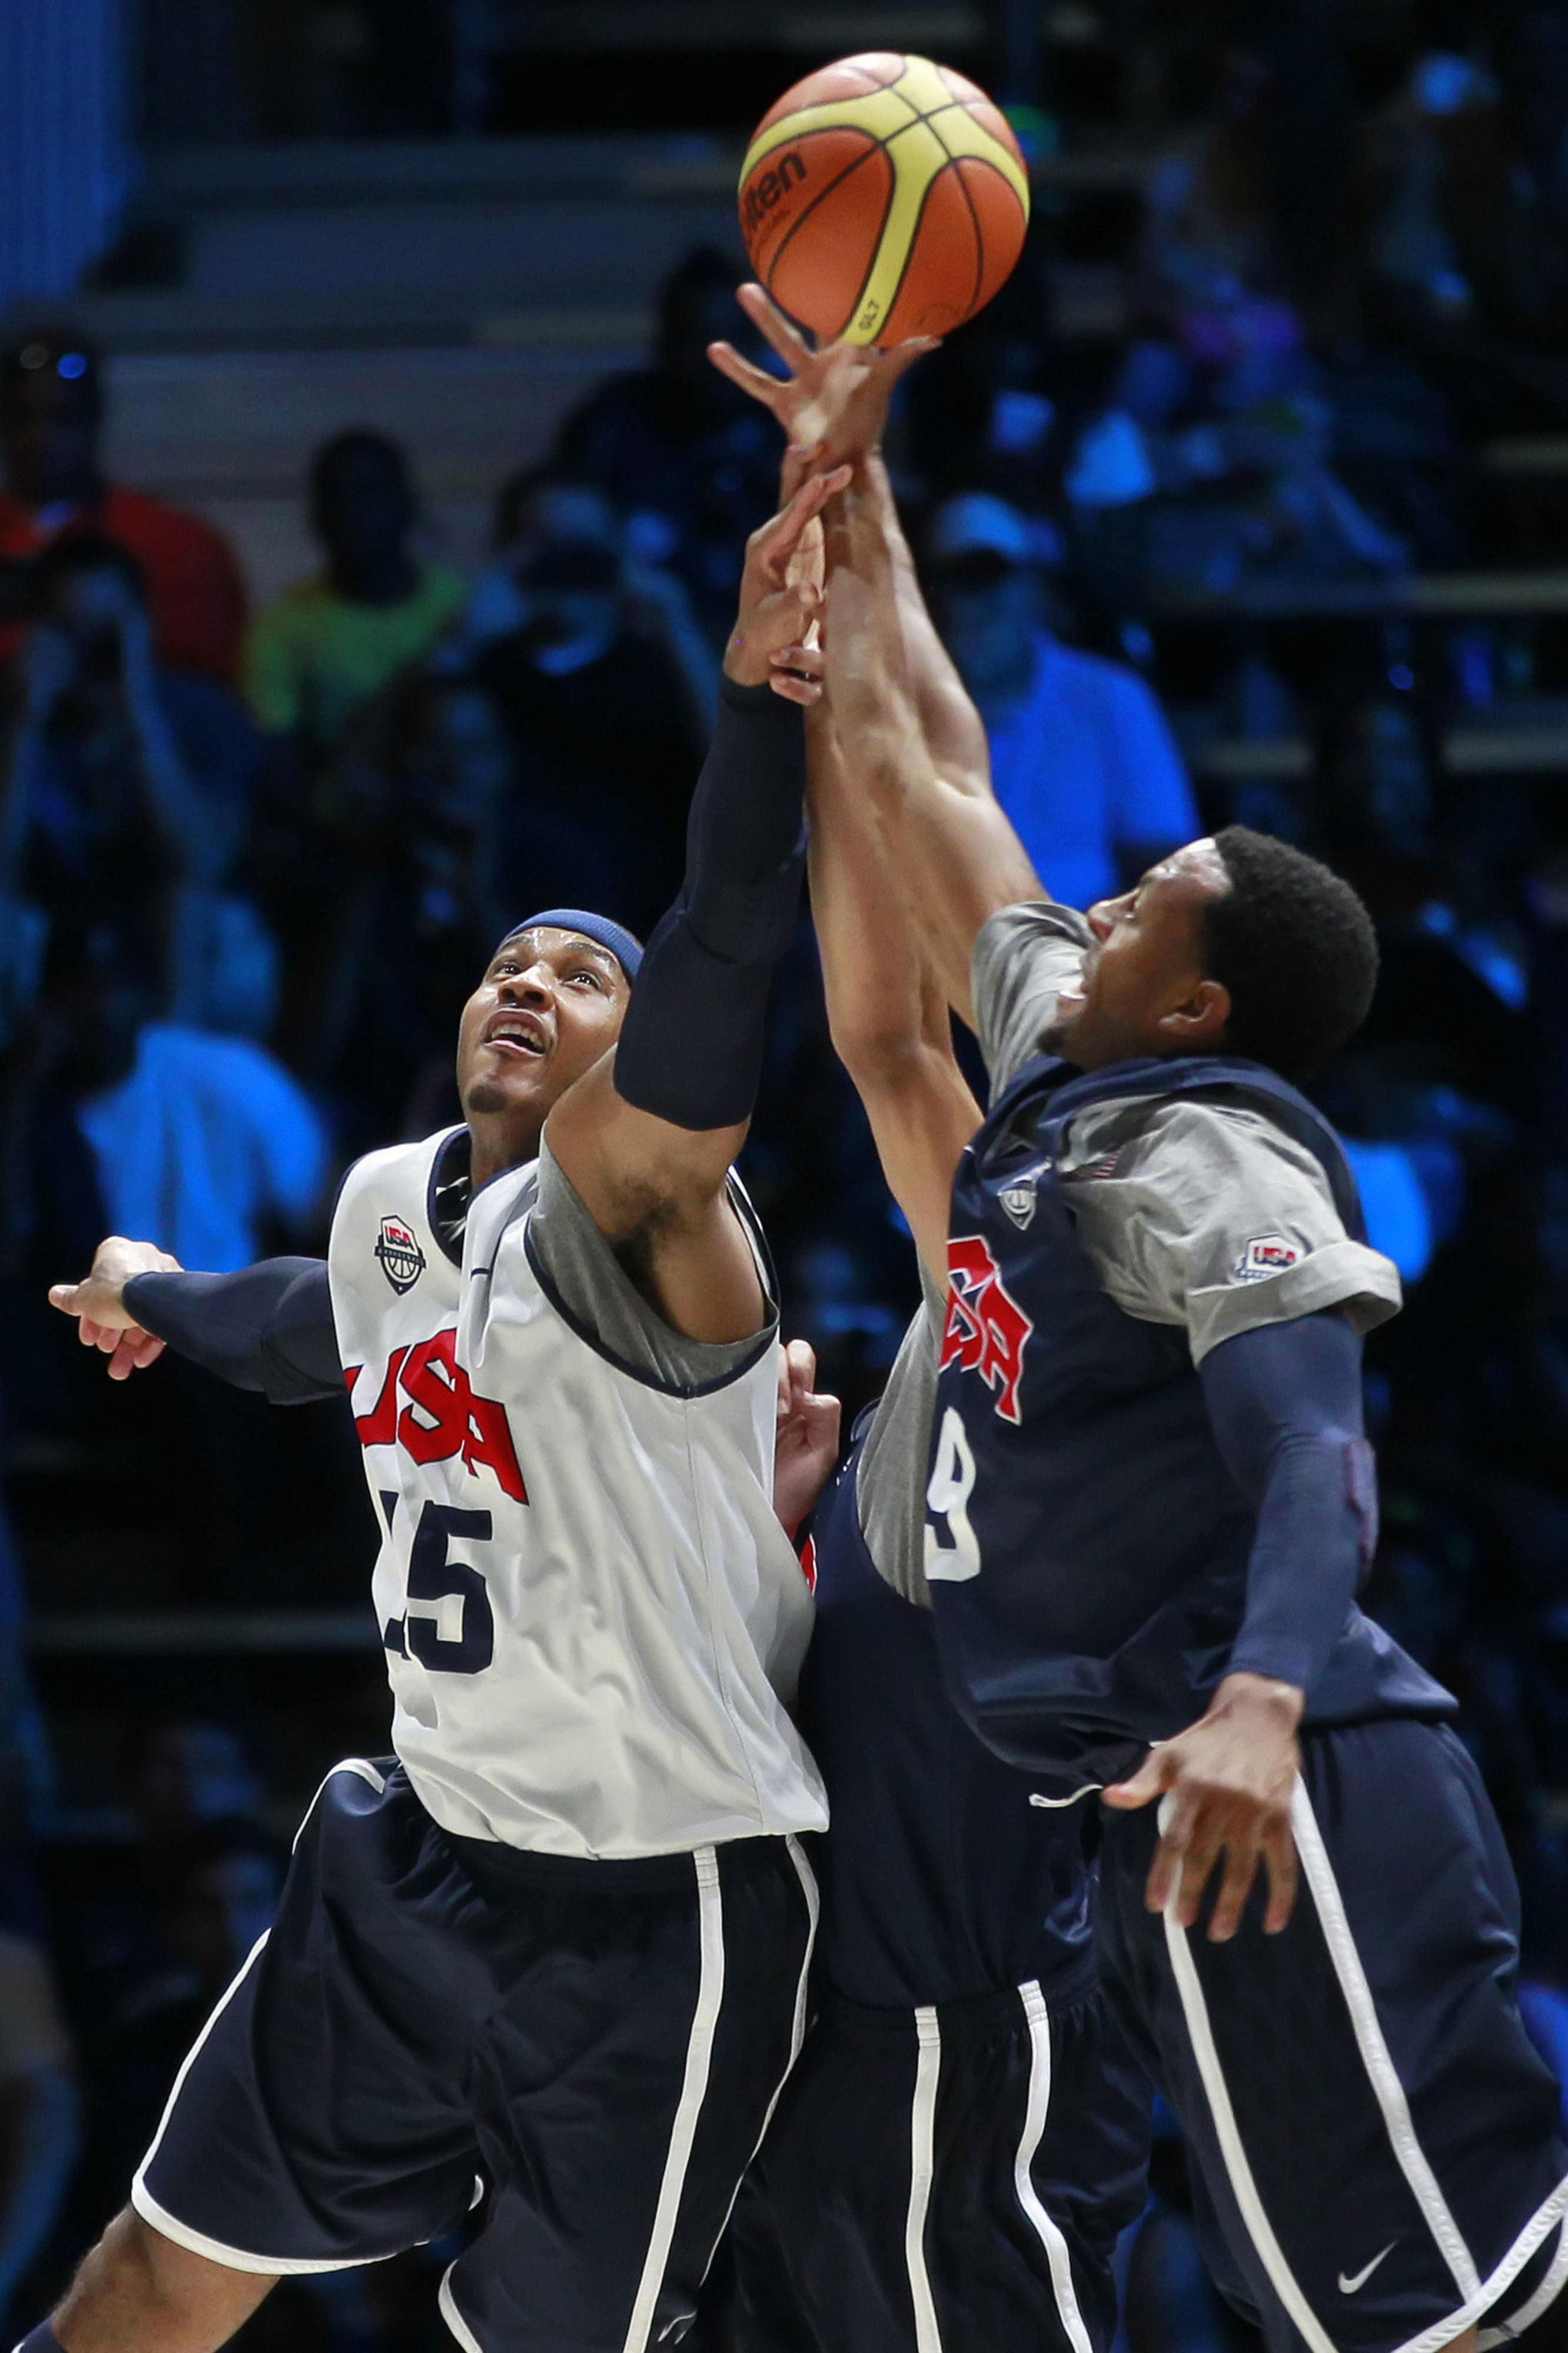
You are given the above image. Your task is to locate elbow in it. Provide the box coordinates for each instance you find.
[828,1006,929,1092]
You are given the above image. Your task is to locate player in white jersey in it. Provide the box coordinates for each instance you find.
[34,461,849,2353]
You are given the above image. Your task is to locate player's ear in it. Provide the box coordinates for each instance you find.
[1159,975,1230,1049]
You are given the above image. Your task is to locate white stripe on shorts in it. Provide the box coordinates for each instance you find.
[1161,1781,1568,2353]
[131,1930,395,2275]
[1159,1797,1339,2353]
[1014,1981,1095,2353]
[1475,2209,1568,2353]
[695,1833,820,2297]
[619,1844,725,2353]
[906,2008,944,2353]
[1290,1781,1480,2302]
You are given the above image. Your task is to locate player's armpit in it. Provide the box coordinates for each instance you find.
[545,1059,766,1346]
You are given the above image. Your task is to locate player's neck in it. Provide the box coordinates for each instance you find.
[468,1114,544,1194]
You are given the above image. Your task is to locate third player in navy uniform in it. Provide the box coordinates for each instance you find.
[696,542,1149,2351]
[37,463,849,2353]
[732,292,1568,2353]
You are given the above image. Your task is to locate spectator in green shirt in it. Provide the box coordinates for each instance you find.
[243,430,465,754]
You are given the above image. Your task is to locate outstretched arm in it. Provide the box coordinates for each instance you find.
[546,464,846,1346]
[822,456,1041,1026]
[711,288,1042,1028]
[49,1237,342,1401]
[807,702,979,1287]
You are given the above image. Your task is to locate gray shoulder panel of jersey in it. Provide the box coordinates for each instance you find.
[528,1138,776,1392]
[972,899,1094,1096]
[855,1273,946,1610]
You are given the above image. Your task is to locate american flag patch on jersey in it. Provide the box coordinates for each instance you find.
[1236,1234,1303,1281]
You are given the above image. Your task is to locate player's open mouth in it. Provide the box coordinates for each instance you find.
[485,1015,549,1059]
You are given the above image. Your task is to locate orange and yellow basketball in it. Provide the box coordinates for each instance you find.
[738,52,1030,348]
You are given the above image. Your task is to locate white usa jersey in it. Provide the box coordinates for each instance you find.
[328,1129,827,1860]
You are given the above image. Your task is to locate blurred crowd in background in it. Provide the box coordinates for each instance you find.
[5,1,1568,2345]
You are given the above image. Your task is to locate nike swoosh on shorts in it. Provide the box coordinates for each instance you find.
[1339,2244,1396,2295]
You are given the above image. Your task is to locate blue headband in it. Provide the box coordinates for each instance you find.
[496,908,643,982]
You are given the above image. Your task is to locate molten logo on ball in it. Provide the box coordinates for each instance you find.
[739,52,1029,347]
[741,149,806,239]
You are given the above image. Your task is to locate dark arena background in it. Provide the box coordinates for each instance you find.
[2,2,1568,2347]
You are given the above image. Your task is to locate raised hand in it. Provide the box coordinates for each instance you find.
[725,463,850,704]
[49,1235,182,1380]
[709,284,938,474]
[773,1338,842,1539]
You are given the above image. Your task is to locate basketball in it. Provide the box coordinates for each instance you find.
[738,52,1030,348]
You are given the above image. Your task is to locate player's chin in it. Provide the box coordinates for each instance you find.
[462,1055,553,1120]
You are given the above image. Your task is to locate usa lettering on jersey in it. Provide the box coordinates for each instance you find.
[346,1328,528,1504]
[940,1235,1034,1424]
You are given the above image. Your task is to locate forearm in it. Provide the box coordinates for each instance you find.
[872,454,992,784]
[1200,1312,1377,1698]
[612,675,806,1132]
[808,706,977,1282]
[825,472,1040,1023]
[124,1259,342,1402]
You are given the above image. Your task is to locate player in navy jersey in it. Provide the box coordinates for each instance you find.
[30,461,852,2353]
[715,290,1568,2353]
[692,567,1149,2352]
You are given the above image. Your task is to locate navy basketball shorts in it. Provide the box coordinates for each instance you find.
[132,1759,819,2353]
[1097,1717,1568,2353]
[697,1965,1152,2353]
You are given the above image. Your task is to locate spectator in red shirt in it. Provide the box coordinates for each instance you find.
[0,328,248,683]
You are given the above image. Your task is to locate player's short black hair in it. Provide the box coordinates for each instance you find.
[1202,826,1378,1084]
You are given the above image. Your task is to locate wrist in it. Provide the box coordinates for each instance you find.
[1210,1671,1305,1732]
[718,669,793,714]
[722,634,772,691]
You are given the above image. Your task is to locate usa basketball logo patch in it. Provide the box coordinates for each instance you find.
[1236,1234,1302,1282]
[375,1215,426,1295]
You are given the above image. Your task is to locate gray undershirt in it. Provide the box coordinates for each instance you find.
[529,1139,773,1388]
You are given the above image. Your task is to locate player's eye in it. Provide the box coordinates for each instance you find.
[568,968,604,991]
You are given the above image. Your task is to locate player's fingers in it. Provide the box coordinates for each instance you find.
[1207,1827,1262,1942]
[737,282,814,371]
[770,644,825,678]
[707,339,786,406]
[876,334,943,384]
[767,671,822,705]
[1102,1744,1173,1809]
[778,439,826,505]
[1172,1817,1224,1929]
[761,466,852,559]
[1141,1785,1196,1915]
[1261,1815,1299,1934]
[48,1282,84,1318]
[785,1337,819,1391]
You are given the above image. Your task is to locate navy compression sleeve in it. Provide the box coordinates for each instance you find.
[1198,1309,1379,1697]
[612,674,805,1131]
[124,1259,342,1404]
